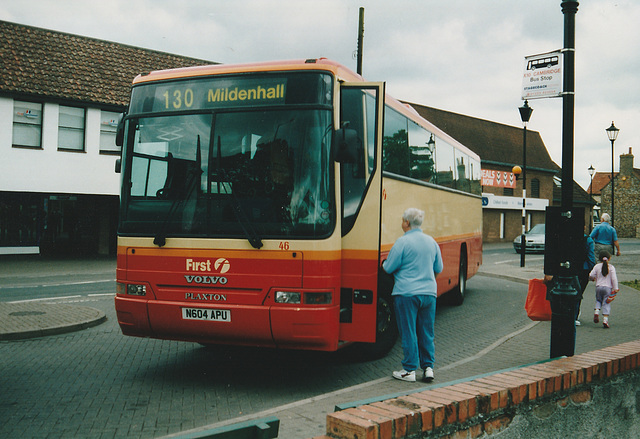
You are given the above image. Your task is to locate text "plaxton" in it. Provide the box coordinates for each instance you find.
[185,292,227,301]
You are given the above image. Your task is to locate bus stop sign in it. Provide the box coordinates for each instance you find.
[521,50,563,100]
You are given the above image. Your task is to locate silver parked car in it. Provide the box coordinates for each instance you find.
[513,223,545,254]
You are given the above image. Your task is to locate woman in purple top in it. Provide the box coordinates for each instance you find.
[590,250,619,329]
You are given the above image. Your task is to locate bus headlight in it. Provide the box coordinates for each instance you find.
[275,291,301,304]
[121,283,147,296]
[274,291,332,304]
[128,284,147,296]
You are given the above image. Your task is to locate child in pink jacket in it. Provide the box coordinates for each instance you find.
[589,250,619,328]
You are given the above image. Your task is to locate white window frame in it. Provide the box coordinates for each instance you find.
[12,101,43,148]
[58,105,86,152]
[100,110,121,154]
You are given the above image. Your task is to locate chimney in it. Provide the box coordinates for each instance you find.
[620,147,634,176]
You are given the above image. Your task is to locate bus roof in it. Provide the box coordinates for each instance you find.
[132,58,363,85]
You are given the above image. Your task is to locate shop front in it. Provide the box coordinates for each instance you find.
[0,192,118,256]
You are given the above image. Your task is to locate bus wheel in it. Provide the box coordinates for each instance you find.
[450,249,467,306]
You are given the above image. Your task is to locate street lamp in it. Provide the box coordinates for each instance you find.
[588,165,595,231]
[518,100,533,267]
[606,122,619,227]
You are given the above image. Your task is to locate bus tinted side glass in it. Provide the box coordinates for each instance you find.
[340,87,377,235]
[453,150,481,194]
[408,121,435,182]
[382,107,408,175]
[435,138,456,189]
[380,105,480,196]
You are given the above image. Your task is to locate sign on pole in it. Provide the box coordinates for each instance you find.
[521,50,563,100]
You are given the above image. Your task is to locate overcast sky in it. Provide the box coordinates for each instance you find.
[2,0,639,191]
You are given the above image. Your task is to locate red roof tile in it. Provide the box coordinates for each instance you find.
[0,20,216,108]
[589,173,615,195]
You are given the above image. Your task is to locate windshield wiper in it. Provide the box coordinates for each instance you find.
[215,136,263,249]
[154,137,202,247]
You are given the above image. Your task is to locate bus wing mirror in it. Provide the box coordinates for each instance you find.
[333,127,360,163]
[115,158,122,174]
[115,112,126,147]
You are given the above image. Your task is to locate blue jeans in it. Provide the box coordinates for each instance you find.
[394,294,436,371]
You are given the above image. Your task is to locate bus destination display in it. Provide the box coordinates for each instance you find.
[130,77,287,114]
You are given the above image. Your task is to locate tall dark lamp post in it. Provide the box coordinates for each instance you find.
[606,122,619,227]
[548,0,580,360]
[588,165,595,231]
[518,100,533,267]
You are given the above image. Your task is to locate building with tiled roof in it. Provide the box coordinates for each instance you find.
[590,148,640,237]
[588,172,614,199]
[0,20,216,255]
[584,170,610,225]
[0,20,213,107]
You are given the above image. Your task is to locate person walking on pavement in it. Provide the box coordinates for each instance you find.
[590,250,619,329]
[576,228,596,326]
[382,208,443,383]
[590,213,621,258]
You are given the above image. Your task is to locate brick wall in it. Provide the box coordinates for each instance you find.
[614,175,640,238]
[600,152,640,238]
[312,340,640,438]
[482,210,546,243]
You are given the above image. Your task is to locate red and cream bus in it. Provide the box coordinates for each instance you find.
[114,58,482,357]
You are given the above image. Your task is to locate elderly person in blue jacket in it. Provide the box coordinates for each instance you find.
[383,208,443,383]
[590,213,621,258]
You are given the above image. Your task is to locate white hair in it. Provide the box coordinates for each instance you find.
[403,208,424,229]
[601,213,611,223]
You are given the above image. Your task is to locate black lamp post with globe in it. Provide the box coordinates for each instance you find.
[516,100,533,267]
[605,122,619,227]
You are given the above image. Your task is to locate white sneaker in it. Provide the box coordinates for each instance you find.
[392,369,416,382]
[423,367,434,383]
[575,320,581,326]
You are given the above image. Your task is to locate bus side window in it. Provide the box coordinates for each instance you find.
[382,106,409,176]
[435,140,456,189]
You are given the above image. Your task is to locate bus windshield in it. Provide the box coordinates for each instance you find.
[119,108,334,243]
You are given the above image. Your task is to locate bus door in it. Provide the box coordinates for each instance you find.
[337,82,385,345]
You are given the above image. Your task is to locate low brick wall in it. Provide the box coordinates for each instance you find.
[311,340,640,438]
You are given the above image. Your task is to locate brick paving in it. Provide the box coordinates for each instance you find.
[0,301,105,340]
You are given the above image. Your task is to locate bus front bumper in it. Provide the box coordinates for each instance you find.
[115,296,340,351]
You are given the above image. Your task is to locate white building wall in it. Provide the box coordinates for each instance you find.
[0,96,120,196]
